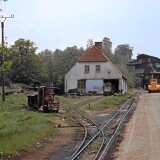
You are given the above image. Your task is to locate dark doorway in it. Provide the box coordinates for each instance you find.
[103,79,119,95]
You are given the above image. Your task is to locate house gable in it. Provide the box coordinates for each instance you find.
[65,42,128,94]
[78,43,127,80]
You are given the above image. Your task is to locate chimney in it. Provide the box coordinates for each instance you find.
[95,42,102,52]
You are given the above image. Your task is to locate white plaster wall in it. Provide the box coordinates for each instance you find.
[119,78,128,94]
[123,78,127,93]
[65,62,127,93]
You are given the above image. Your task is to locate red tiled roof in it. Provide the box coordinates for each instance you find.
[78,45,127,80]
[78,46,108,62]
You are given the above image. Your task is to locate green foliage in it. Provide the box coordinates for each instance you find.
[113,44,133,66]
[0,46,12,58]
[39,46,84,84]
[116,64,135,88]
[102,37,113,59]
[0,93,56,157]
[91,144,101,153]
[0,45,13,72]
[0,61,12,72]
[11,38,37,56]
[10,54,44,84]
[10,39,44,84]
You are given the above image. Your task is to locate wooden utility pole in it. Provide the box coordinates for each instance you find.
[1,21,5,101]
[0,2,14,101]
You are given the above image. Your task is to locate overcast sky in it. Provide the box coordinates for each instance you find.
[1,0,160,58]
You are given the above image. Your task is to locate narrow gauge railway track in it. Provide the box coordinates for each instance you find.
[71,114,105,160]
[98,97,136,160]
[70,97,136,160]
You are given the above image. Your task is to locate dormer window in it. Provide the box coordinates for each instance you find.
[96,65,100,73]
[85,65,90,73]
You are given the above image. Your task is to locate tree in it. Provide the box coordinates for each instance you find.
[78,47,85,55]
[102,37,113,59]
[10,39,44,84]
[62,46,83,69]
[51,46,83,84]
[112,53,123,66]
[116,64,135,88]
[38,49,55,83]
[38,49,53,62]
[86,39,94,50]
[11,38,37,62]
[113,44,133,66]
[0,44,12,72]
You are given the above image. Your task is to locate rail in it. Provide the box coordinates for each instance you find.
[71,114,105,160]
[98,98,136,160]
[70,98,135,160]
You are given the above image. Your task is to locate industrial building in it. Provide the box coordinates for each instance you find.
[127,54,160,89]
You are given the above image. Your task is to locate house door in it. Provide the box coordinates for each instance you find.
[86,80,103,94]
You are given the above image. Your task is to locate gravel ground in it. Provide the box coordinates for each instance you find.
[113,92,160,160]
[50,142,81,160]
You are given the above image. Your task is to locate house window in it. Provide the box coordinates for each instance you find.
[96,65,101,73]
[78,80,86,91]
[85,65,90,73]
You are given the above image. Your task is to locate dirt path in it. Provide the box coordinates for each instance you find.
[12,115,82,160]
[113,92,160,160]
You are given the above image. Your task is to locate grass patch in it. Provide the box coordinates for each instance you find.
[0,93,56,158]
[0,91,135,157]
[57,95,92,105]
[0,93,27,112]
[89,95,129,111]
[91,144,101,153]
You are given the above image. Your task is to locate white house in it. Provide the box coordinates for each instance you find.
[65,42,127,95]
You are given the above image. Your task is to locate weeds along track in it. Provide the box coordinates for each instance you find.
[61,96,105,111]
[69,97,137,160]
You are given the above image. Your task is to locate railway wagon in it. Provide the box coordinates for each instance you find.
[103,82,114,96]
[27,86,60,112]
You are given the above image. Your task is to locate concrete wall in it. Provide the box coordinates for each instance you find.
[65,61,127,93]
